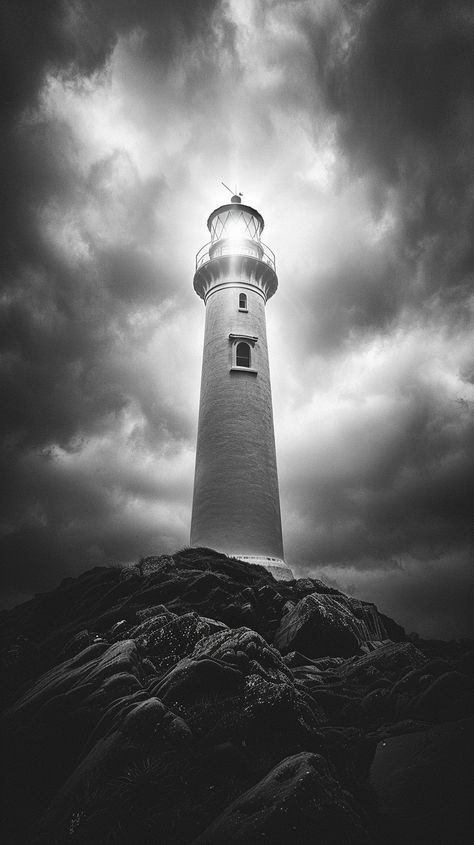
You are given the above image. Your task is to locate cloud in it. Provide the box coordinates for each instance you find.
[1,0,473,638]
[0,0,223,599]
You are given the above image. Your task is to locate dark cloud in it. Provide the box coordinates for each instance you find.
[0,0,221,600]
[313,0,474,296]
[1,0,223,119]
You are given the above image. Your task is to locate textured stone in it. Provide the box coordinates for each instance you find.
[35,697,192,845]
[334,642,426,681]
[2,640,148,842]
[409,670,474,721]
[273,593,375,658]
[136,554,176,576]
[192,751,374,844]
[152,656,244,707]
[370,718,474,845]
[60,629,94,659]
[134,611,211,672]
[193,627,293,684]
[4,640,140,724]
[1,549,471,845]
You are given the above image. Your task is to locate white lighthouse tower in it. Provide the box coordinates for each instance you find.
[190,192,293,581]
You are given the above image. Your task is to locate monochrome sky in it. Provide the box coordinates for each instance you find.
[1,0,473,638]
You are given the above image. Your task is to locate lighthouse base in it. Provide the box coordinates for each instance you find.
[233,554,294,582]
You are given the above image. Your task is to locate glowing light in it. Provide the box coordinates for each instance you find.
[224,220,244,252]
[221,216,248,255]
[226,219,245,240]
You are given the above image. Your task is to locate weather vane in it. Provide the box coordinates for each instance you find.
[221,181,243,202]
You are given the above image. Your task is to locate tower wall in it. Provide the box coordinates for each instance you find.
[191,276,284,559]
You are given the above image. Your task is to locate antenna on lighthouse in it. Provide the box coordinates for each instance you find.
[221,181,243,203]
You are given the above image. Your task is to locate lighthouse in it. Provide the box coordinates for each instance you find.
[190,192,293,581]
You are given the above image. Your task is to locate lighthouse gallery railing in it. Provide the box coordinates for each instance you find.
[195,240,276,272]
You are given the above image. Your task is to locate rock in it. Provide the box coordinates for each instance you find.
[0,635,38,708]
[136,554,176,576]
[201,740,251,778]
[135,611,211,671]
[193,627,293,684]
[359,639,391,653]
[345,597,389,641]
[273,594,367,658]
[122,696,191,743]
[410,670,474,722]
[318,726,376,792]
[60,629,94,659]
[289,662,325,685]
[366,719,432,743]
[198,615,230,633]
[152,656,244,707]
[4,640,143,724]
[390,659,452,697]
[35,697,192,845]
[147,653,248,745]
[0,548,472,844]
[193,628,327,737]
[222,599,258,628]
[255,583,285,614]
[130,609,177,640]
[243,672,296,725]
[360,687,390,718]
[292,578,340,598]
[335,642,426,681]
[135,602,171,621]
[192,751,374,843]
[1,640,147,842]
[369,717,474,844]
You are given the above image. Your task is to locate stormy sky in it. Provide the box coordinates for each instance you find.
[1,0,473,638]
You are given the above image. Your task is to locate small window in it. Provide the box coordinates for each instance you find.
[236,341,250,368]
[238,293,247,311]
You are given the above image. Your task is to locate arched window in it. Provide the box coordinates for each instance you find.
[239,292,247,311]
[236,341,251,368]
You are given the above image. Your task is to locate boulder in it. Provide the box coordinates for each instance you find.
[134,611,211,671]
[273,594,365,658]
[370,717,474,844]
[136,554,176,576]
[192,751,374,843]
[409,670,474,722]
[151,656,244,707]
[334,642,426,681]
[4,640,140,724]
[35,697,192,845]
[193,628,327,737]
[192,627,293,684]
[60,629,94,659]
[2,640,147,842]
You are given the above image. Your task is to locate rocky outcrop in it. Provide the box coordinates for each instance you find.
[193,751,374,844]
[273,593,390,658]
[35,697,192,845]
[370,717,474,845]
[1,548,472,844]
